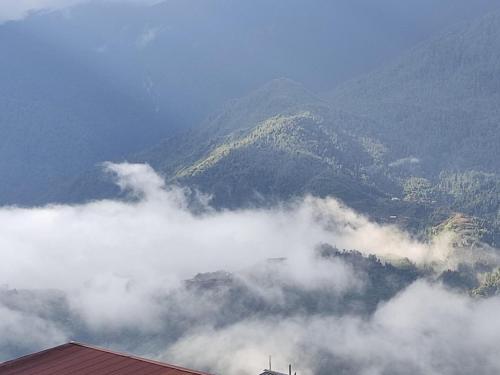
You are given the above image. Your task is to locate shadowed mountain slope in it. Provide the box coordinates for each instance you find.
[0,24,171,205]
[328,11,500,175]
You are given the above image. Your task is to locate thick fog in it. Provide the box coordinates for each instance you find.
[0,163,499,374]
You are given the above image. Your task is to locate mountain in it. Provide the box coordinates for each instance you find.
[326,12,500,244]
[1,1,499,207]
[16,0,497,120]
[133,13,500,239]
[328,12,500,175]
[48,12,500,244]
[63,79,438,237]
[0,23,173,205]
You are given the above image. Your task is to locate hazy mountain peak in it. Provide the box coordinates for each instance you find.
[332,10,500,100]
[204,77,326,135]
[397,10,500,85]
[254,77,316,99]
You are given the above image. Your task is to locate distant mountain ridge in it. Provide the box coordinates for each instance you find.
[1,2,499,208]
[328,11,500,175]
[26,11,500,244]
[61,78,437,238]
[131,12,500,241]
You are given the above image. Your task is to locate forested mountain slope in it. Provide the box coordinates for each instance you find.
[2,2,499,208]
[326,11,500,243]
[60,13,500,244]
[62,79,437,236]
[0,24,170,205]
[328,11,500,175]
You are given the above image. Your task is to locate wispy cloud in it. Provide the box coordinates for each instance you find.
[137,26,161,47]
[0,0,164,23]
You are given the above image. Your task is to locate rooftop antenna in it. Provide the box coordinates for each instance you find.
[269,355,272,371]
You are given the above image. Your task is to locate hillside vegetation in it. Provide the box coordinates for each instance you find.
[64,14,500,245]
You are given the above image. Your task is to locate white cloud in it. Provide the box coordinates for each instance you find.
[137,26,161,47]
[0,304,67,354]
[0,163,458,293]
[0,162,498,374]
[166,282,500,375]
[0,0,79,22]
[0,163,368,331]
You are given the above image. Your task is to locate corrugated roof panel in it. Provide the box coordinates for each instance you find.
[33,350,110,374]
[0,342,212,375]
[1,344,81,374]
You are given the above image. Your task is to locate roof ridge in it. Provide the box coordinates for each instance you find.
[68,342,213,375]
[0,342,214,375]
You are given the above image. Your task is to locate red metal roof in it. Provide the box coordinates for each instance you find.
[0,342,212,375]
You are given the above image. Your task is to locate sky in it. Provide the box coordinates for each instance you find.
[0,0,162,22]
[0,0,83,22]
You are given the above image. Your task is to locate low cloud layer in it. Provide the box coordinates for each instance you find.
[0,163,454,296]
[167,281,500,375]
[0,163,499,374]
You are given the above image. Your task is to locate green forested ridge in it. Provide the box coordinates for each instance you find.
[63,14,500,246]
[130,80,399,215]
[325,12,500,244]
